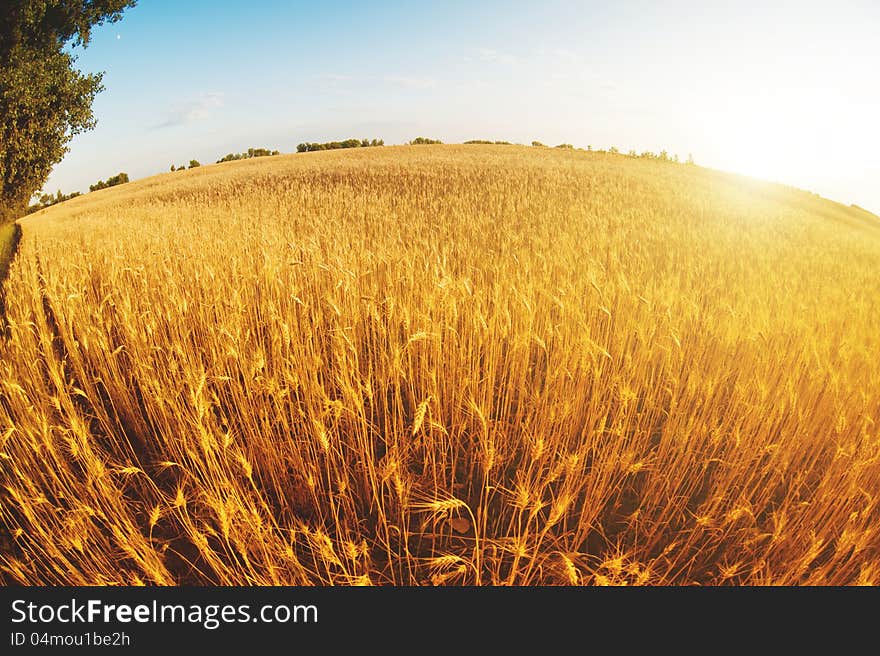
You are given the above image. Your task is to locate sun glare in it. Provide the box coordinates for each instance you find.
[706,92,825,186]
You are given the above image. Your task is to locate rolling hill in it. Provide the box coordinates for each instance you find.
[2,145,879,585]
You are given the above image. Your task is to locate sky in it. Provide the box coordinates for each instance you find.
[44,0,880,214]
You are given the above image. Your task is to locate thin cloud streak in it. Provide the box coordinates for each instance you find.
[153,92,224,129]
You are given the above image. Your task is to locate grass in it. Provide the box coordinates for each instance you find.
[1,144,879,585]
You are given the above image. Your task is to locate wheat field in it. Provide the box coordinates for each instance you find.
[1,145,879,585]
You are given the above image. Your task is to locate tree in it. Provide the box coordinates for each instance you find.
[88,171,127,192]
[189,159,200,169]
[296,139,383,153]
[26,187,80,213]
[217,147,281,162]
[0,1,137,221]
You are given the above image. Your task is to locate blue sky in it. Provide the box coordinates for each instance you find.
[46,0,880,214]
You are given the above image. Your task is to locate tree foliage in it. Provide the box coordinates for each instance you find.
[216,147,280,163]
[0,1,137,221]
[26,188,81,213]
[89,171,128,192]
[296,139,382,153]
[409,137,442,145]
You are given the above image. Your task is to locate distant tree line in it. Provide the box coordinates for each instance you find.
[170,160,201,171]
[89,172,129,192]
[217,147,280,163]
[409,137,442,145]
[296,139,384,153]
[626,149,689,164]
[26,170,129,213]
[463,140,513,145]
[26,189,81,214]
[528,139,693,164]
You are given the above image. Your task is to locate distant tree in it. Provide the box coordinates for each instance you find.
[627,149,637,157]
[189,159,200,168]
[217,147,280,163]
[686,153,695,165]
[531,141,547,147]
[170,164,176,172]
[409,137,442,145]
[26,187,81,213]
[296,138,383,153]
[587,145,592,151]
[609,146,619,154]
[89,171,128,192]
[0,1,137,221]
[555,143,574,149]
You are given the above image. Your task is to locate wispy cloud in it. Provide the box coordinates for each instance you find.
[382,75,436,90]
[473,48,518,65]
[314,74,353,88]
[313,74,437,92]
[153,92,224,129]
[534,47,582,64]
